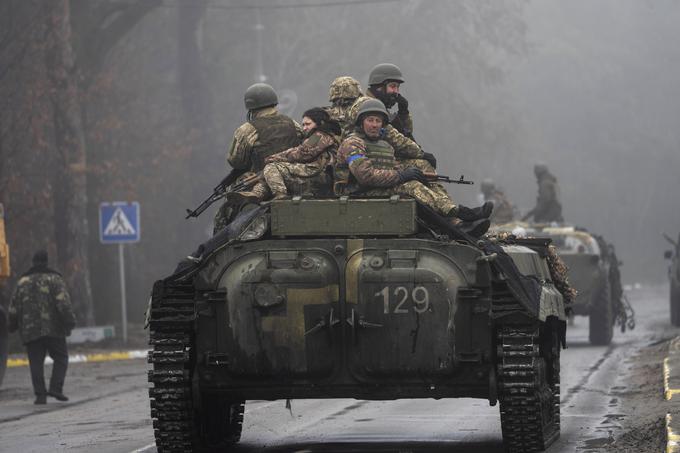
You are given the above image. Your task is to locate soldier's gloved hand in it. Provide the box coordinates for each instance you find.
[396,94,409,114]
[398,167,428,184]
[422,152,437,169]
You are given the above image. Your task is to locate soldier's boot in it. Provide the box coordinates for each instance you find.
[450,202,493,222]
[458,218,491,238]
[47,391,69,402]
[270,192,288,201]
[34,394,47,405]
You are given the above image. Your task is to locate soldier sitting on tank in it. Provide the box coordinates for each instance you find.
[347,64,444,195]
[227,107,341,203]
[325,76,364,131]
[213,83,303,234]
[480,178,515,225]
[336,99,492,237]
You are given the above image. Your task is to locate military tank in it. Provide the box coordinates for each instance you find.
[665,233,680,326]
[493,222,631,346]
[147,197,568,452]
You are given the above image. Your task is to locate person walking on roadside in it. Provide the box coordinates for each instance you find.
[8,250,75,404]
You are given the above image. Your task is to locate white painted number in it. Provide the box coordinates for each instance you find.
[375,286,430,314]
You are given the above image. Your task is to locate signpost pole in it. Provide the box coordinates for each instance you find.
[118,243,128,344]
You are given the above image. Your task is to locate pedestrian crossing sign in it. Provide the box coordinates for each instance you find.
[99,202,140,244]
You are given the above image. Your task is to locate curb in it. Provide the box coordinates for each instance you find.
[666,337,680,452]
[7,349,148,368]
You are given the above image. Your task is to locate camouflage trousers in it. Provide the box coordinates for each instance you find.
[398,158,450,200]
[263,161,332,197]
[362,180,456,216]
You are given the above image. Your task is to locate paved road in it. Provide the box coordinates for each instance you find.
[0,285,675,453]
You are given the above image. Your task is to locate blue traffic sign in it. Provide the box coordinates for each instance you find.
[99,202,140,244]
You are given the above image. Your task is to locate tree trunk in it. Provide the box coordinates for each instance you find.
[45,0,94,325]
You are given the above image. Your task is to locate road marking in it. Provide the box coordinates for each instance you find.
[8,350,148,368]
[129,442,156,453]
[665,357,680,400]
[667,413,680,452]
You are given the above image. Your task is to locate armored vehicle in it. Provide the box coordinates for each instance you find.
[664,233,680,326]
[493,222,629,345]
[148,198,568,452]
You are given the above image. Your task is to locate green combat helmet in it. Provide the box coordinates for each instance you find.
[354,98,389,126]
[329,76,363,104]
[368,63,405,85]
[244,83,278,111]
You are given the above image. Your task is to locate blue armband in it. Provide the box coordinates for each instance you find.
[346,154,366,165]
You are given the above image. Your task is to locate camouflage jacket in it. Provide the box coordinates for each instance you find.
[8,268,76,344]
[345,96,423,160]
[265,130,338,168]
[227,107,303,171]
[336,132,401,189]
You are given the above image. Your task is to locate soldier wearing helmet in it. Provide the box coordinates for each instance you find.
[227,83,303,172]
[480,178,515,224]
[335,99,491,237]
[522,163,563,223]
[366,63,414,140]
[214,83,304,233]
[327,76,363,130]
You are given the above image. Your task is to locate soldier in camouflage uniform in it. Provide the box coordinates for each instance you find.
[8,250,75,404]
[325,76,363,131]
[214,83,303,233]
[523,163,564,223]
[336,99,491,237]
[480,178,515,224]
[234,108,341,201]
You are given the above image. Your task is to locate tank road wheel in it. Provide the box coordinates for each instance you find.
[497,326,560,453]
[196,394,245,448]
[589,279,613,345]
[671,282,680,327]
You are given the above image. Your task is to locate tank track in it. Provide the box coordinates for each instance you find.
[496,325,560,453]
[148,279,197,453]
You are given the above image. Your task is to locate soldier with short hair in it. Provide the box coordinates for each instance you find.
[214,83,303,233]
[336,99,491,237]
[8,250,75,405]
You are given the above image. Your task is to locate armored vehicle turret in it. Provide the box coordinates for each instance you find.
[148,197,568,452]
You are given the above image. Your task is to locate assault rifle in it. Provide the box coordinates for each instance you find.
[664,233,678,249]
[423,173,474,185]
[185,169,261,219]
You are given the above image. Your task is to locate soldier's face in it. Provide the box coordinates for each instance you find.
[385,81,401,95]
[302,116,317,135]
[362,115,384,139]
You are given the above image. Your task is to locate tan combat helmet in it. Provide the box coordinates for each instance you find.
[328,76,363,104]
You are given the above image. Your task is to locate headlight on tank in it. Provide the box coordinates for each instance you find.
[239,213,269,241]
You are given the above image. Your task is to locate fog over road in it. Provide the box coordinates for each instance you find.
[0,285,672,453]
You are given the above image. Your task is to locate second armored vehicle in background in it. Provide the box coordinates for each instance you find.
[493,223,628,346]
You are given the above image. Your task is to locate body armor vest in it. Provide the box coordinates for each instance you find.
[249,113,301,172]
[363,136,396,169]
